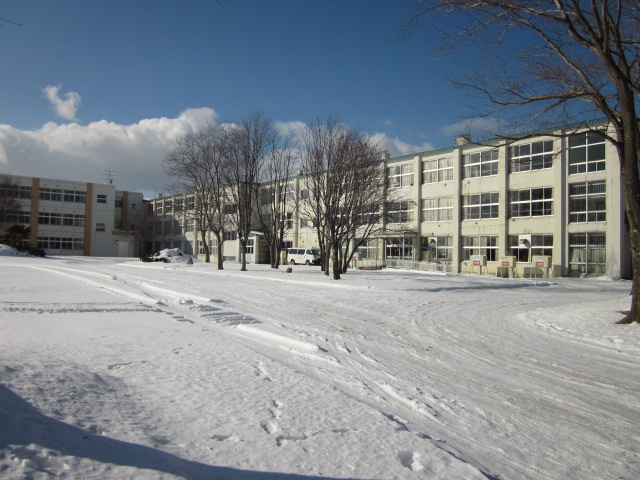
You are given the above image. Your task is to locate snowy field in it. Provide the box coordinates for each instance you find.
[1,250,639,480]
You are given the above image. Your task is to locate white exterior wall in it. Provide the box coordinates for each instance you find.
[147,122,630,277]
[5,175,141,257]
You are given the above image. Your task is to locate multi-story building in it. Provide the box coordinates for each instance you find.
[1,175,144,257]
[149,121,631,278]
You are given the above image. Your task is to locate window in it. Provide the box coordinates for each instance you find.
[462,193,499,220]
[260,188,272,205]
[39,188,63,201]
[1,185,32,199]
[38,212,62,225]
[174,198,183,213]
[285,212,293,229]
[569,183,606,222]
[63,190,86,203]
[187,196,195,210]
[569,132,605,174]
[422,197,453,222]
[97,194,107,204]
[223,203,237,215]
[388,164,414,188]
[463,149,498,178]
[300,189,309,201]
[509,188,553,217]
[3,211,30,224]
[131,203,136,210]
[357,238,378,259]
[386,237,413,259]
[62,214,84,226]
[96,223,106,232]
[224,231,237,241]
[387,201,414,224]
[185,218,195,232]
[509,140,554,173]
[115,199,123,208]
[422,157,453,184]
[37,237,83,250]
[280,185,294,203]
[421,236,452,262]
[155,203,163,215]
[508,235,553,262]
[165,200,172,214]
[462,236,498,261]
[246,238,255,255]
[569,233,606,275]
[300,217,314,229]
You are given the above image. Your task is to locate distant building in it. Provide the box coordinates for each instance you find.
[1,174,144,257]
[149,120,631,278]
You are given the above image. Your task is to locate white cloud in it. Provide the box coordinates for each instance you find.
[439,117,508,139]
[0,107,217,196]
[43,85,82,121]
[275,120,307,137]
[369,132,435,157]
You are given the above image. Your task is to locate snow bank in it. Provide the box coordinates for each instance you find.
[0,244,30,257]
[146,248,195,263]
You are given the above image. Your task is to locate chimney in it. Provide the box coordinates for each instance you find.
[455,135,471,146]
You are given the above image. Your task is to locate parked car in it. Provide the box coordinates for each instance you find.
[287,247,321,265]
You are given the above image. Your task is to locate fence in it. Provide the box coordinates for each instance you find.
[379,259,451,274]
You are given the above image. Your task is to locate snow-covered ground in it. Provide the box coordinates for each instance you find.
[1,251,639,480]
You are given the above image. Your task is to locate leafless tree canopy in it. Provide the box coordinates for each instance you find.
[407,0,640,323]
[300,115,386,279]
[163,124,230,267]
[0,173,27,235]
[255,131,298,269]
[224,110,279,271]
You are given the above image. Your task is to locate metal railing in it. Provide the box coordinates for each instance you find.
[382,259,451,274]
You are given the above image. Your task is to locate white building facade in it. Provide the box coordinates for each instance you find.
[149,122,631,278]
[2,175,144,257]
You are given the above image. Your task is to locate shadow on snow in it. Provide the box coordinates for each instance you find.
[0,383,364,480]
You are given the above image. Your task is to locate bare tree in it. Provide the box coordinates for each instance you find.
[0,173,27,236]
[225,111,277,271]
[128,201,154,258]
[407,1,640,323]
[300,115,387,280]
[255,133,298,268]
[163,125,229,268]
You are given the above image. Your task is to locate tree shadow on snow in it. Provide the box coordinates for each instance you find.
[0,384,363,480]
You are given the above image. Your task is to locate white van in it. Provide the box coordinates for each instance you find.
[287,247,321,265]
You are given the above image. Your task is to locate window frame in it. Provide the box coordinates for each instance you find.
[569,182,606,223]
[462,192,499,220]
[509,140,554,173]
[462,149,498,179]
[422,157,453,184]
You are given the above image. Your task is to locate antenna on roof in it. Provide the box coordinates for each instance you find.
[103,170,117,185]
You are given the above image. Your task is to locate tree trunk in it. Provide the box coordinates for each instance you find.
[216,234,224,270]
[200,230,210,263]
[332,242,341,280]
[615,112,640,323]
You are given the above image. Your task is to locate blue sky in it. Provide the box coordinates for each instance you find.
[0,0,498,196]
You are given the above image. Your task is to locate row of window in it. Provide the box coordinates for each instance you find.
[37,236,84,250]
[158,181,606,229]
[390,133,607,187]
[38,212,85,226]
[0,185,32,199]
[368,233,605,275]
[397,182,604,224]
[39,188,87,203]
